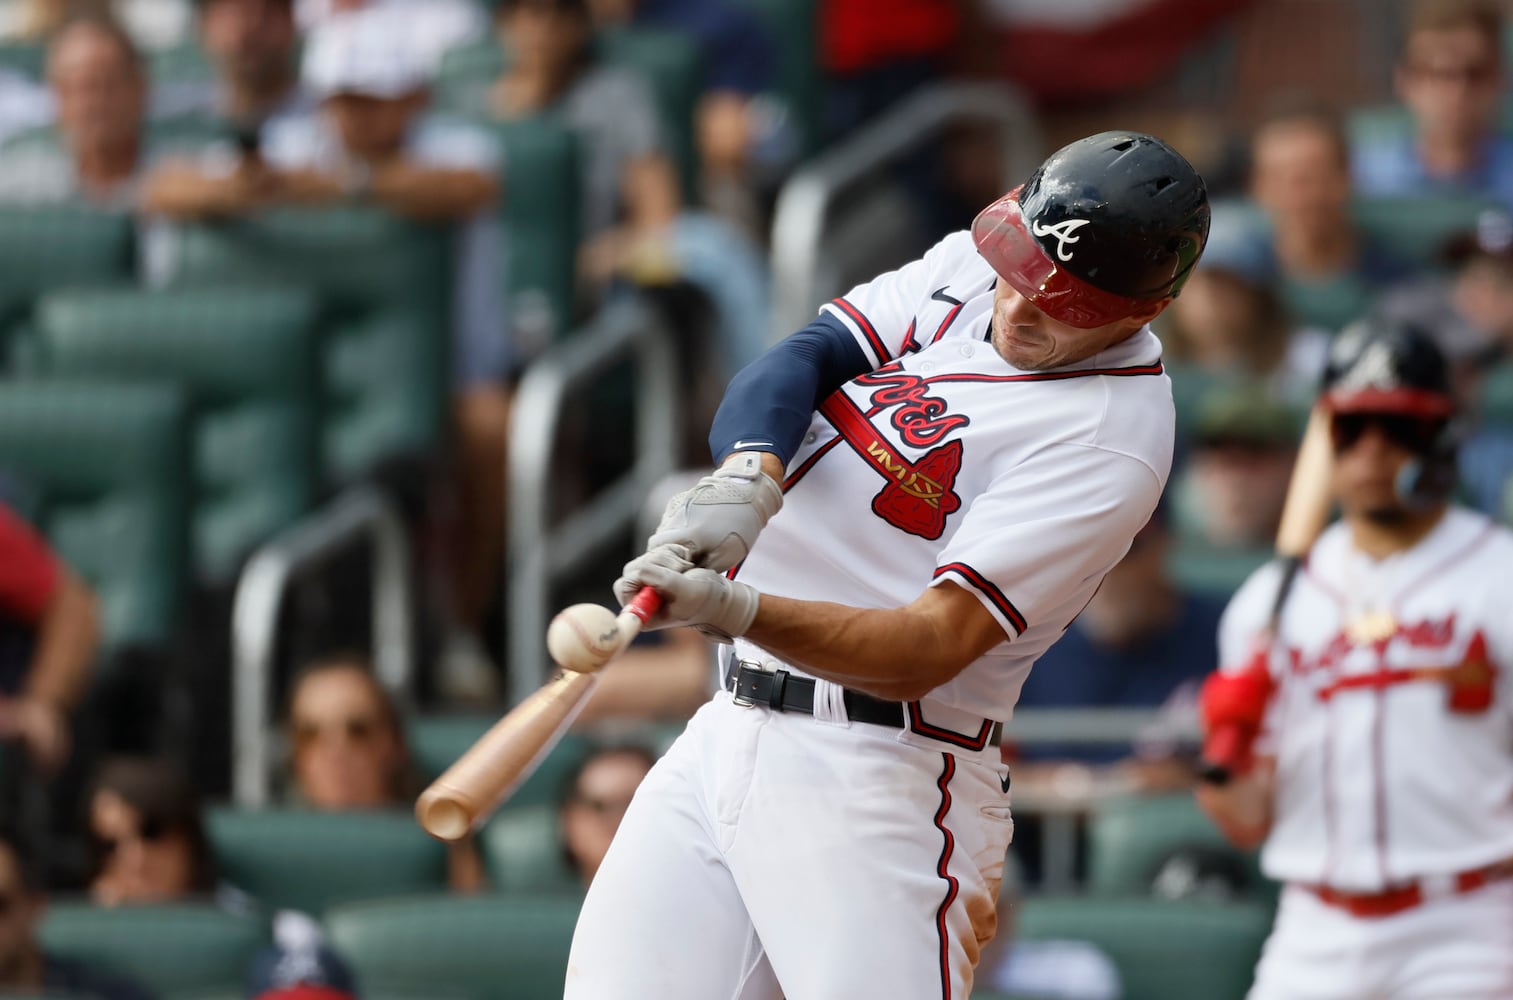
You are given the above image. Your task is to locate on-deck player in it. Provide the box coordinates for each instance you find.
[567,132,1210,999]
[1196,320,1513,1000]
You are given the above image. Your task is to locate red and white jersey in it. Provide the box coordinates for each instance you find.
[1220,507,1513,891]
[733,231,1176,721]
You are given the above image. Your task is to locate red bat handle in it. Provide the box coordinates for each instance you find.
[623,586,663,626]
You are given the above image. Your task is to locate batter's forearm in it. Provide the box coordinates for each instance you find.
[744,588,1000,701]
[1195,761,1275,851]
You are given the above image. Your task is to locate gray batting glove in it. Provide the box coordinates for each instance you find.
[614,543,760,643]
[648,452,782,572]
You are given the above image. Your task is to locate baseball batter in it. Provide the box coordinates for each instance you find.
[1197,320,1513,1000]
[566,132,1210,999]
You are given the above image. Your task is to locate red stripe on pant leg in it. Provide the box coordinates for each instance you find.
[932,754,959,1000]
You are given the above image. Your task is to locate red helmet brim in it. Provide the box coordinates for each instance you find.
[1323,387,1455,419]
[971,187,1162,330]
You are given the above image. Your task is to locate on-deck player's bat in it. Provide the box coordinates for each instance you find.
[415,588,662,841]
[1198,404,1335,784]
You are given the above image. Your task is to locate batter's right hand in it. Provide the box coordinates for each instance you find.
[648,452,782,573]
[614,545,695,630]
[1198,657,1276,778]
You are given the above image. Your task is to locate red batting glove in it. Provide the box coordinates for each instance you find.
[1199,655,1277,779]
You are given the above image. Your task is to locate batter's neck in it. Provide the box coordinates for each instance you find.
[1347,505,1447,561]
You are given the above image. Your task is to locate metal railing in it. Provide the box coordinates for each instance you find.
[230,485,414,807]
[505,298,680,703]
[769,81,1044,340]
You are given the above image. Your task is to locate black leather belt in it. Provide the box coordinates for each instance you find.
[724,660,905,729]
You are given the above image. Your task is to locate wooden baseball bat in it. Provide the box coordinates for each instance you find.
[415,588,663,841]
[1199,404,1335,784]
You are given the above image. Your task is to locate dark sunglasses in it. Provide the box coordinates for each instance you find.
[1408,60,1499,85]
[292,715,382,749]
[93,815,173,860]
[1330,412,1443,454]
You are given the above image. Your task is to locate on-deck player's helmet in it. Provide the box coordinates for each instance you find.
[1320,317,1460,507]
[971,131,1210,329]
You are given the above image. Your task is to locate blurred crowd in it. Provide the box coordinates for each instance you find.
[1,0,1513,996]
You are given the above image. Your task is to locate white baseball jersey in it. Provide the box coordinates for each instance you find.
[1220,507,1513,891]
[734,230,1176,722]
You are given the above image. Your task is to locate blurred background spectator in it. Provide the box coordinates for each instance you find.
[1352,0,1513,206]
[0,828,155,999]
[243,919,360,1000]
[87,756,216,907]
[557,743,653,888]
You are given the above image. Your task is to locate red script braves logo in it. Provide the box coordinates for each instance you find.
[821,373,969,539]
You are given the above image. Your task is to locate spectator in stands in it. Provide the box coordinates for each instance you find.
[295,0,486,70]
[0,828,154,1000]
[1352,0,1513,208]
[584,0,793,242]
[560,744,655,887]
[1174,386,1300,553]
[978,851,1122,1000]
[1213,97,1416,332]
[87,756,217,906]
[818,0,965,142]
[286,655,483,890]
[158,0,310,128]
[0,14,156,206]
[1009,508,1225,777]
[0,0,191,51]
[489,0,681,293]
[0,502,100,776]
[1158,239,1328,409]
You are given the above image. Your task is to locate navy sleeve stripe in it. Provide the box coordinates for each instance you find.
[934,562,1027,635]
[830,297,890,365]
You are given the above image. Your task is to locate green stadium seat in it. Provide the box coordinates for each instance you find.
[205,808,450,915]
[324,893,582,1000]
[1014,897,1272,1000]
[410,717,593,809]
[1353,194,1501,268]
[1087,794,1269,900]
[598,27,702,198]
[1167,540,1270,601]
[33,287,321,581]
[0,206,134,359]
[165,206,452,482]
[480,804,580,893]
[0,381,191,650]
[0,41,44,79]
[732,0,823,156]
[1477,360,1513,429]
[488,116,581,337]
[39,902,269,999]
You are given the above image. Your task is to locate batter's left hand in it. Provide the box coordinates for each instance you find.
[614,544,759,643]
[648,453,782,573]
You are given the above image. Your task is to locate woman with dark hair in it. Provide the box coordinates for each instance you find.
[87,756,216,906]
[558,744,656,886]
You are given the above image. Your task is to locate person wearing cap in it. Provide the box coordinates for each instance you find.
[568,131,1208,997]
[244,914,359,1000]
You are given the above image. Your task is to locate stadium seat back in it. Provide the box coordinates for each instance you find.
[480,804,580,892]
[34,287,321,580]
[166,207,451,481]
[0,382,190,649]
[1088,794,1269,901]
[324,893,582,1000]
[731,0,823,155]
[597,26,701,198]
[0,206,134,357]
[488,116,581,339]
[1015,896,1271,1000]
[39,902,269,999]
[1353,194,1501,268]
[205,808,450,915]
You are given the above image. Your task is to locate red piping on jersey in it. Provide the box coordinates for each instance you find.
[909,702,997,751]
[1322,691,1338,886]
[934,562,1028,635]
[920,363,1164,384]
[1316,664,1468,700]
[782,434,843,493]
[831,297,890,365]
[931,302,965,345]
[931,754,959,1000]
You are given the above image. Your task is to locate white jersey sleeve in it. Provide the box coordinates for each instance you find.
[929,441,1163,640]
[820,231,979,367]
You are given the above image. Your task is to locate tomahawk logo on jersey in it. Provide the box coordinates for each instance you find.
[732,231,1177,721]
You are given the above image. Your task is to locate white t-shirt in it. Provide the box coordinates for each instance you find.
[733,230,1176,722]
[1219,507,1513,890]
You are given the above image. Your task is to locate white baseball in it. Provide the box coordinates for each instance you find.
[546,603,623,673]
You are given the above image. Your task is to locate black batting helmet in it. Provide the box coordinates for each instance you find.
[1320,318,1456,419]
[971,131,1210,329]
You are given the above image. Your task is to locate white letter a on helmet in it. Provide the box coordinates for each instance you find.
[1031,218,1092,262]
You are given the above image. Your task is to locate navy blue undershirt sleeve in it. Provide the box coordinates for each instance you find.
[709,314,872,465]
